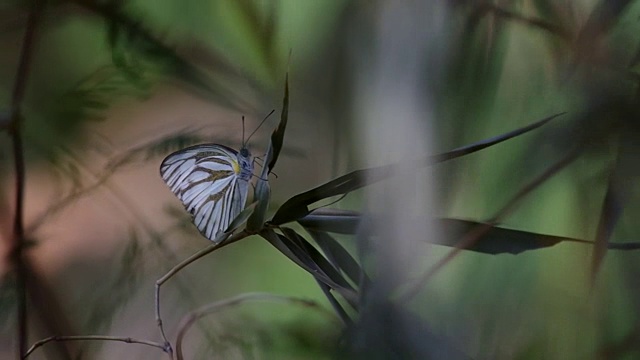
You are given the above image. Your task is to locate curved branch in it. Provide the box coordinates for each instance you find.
[23,335,168,359]
[154,230,251,355]
[174,293,338,360]
[8,1,43,358]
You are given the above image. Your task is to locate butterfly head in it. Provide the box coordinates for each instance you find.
[236,146,253,180]
[239,147,250,158]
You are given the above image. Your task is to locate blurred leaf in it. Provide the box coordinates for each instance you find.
[571,0,634,72]
[268,72,289,173]
[598,327,640,359]
[85,228,141,332]
[143,133,211,160]
[271,113,563,225]
[305,229,364,287]
[72,0,250,109]
[343,301,472,360]
[300,210,640,255]
[259,229,358,306]
[105,130,208,171]
[26,259,79,359]
[234,0,278,76]
[437,218,575,255]
[118,227,142,289]
[55,65,152,125]
[590,162,624,283]
[468,2,569,40]
[576,0,633,43]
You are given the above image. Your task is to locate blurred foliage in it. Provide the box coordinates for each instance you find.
[2,0,640,359]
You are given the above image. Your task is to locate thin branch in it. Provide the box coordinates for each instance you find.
[174,293,338,360]
[154,230,251,355]
[23,335,168,359]
[8,2,42,358]
[27,133,245,355]
[65,151,232,351]
[398,148,581,303]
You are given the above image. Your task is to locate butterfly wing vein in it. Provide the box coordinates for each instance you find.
[160,145,250,241]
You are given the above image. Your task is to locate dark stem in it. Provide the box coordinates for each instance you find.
[12,128,27,360]
[9,2,42,359]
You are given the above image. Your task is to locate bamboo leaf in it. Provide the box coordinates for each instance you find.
[268,72,289,173]
[259,229,358,306]
[590,166,624,283]
[271,113,563,225]
[279,228,354,290]
[305,229,364,286]
[298,210,640,254]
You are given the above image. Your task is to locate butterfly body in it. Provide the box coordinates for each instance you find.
[160,144,253,241]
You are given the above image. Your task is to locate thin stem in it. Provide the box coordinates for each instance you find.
[398,148,581,303]
[8,2,42,358]
[154,231,250,356]
[23,335,168,359]
[174,293,338,360]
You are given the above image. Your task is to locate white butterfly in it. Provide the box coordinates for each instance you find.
[160,143,253,242]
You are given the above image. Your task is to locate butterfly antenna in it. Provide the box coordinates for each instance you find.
[241,115,246,147]
[245,109,275,145]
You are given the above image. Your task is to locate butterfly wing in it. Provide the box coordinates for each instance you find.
[160,144,251,241]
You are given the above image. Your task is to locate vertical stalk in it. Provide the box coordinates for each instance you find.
[8,2,41,358]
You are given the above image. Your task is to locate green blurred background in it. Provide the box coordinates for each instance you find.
[1,0,640,359]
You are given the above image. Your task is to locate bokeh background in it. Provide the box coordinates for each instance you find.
[1,0,640,359]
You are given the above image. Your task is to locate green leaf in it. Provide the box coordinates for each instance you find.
[314,279,352,325]
[267,72,289,173]
[259,229,358,306]
[280,227,355,291]
[302,209,640,254]
[105,131,207,171]
[270,113,563,225]
[299,209,634,254]
[76,0,251,109]
[305,229,365,287]
[590,166,624,283]
[437,218,571,254]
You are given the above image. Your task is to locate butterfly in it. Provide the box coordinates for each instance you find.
[160,143,253,241]
[159,112,273,242]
